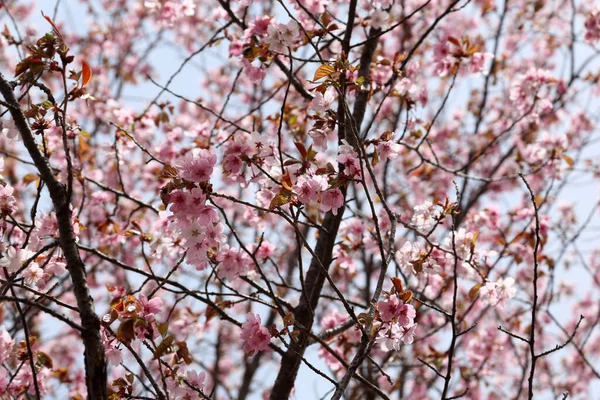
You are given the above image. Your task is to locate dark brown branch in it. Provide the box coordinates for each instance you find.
[268,1,367,397]
[521,174,540,400]
[0,73,107,400]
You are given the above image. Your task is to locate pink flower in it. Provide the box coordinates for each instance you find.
[217,245,252,281]
[264,20,300,53]
[243,61,266,84]
[293,175,328,204]
[370,9,388,30]
[253,240,275,260]
[320,188,344,215]
[337,142,361,177]
[308,127,331,150]
[397,303,416,327]
[0,369,8,395]
[229,40,245,57]
[0,185,17,214]
[279,20,300,45]
[310,88,336,113]
[396,241,421,273]
[139,294,163,320]
[181,0,195,16]
[22,263,43,287]
[166,374,188,399]
[223,153,244,174]
[176,148,217,182]
[1,119,18,140]
[240,313,271,356]
[469,52,494,75]
[0,327,13,363]
[377,295,416,326]
[186,369,206,391]
[13,367,49,396]
[0,246,34,273]
[444,228,475,260]
[375,321,418,351]
[411,201,435,230]
[585,6,600,44]
[378,295,402,322]
[376,140,401,162]
[105,347,122,366]
[401,323,418,345]
[205,223,225,247]
[245,16,272,38]
[375,323,403,351]
[479,277,517,309]
[395,78,417,97]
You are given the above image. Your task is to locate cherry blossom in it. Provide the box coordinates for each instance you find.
[310,88,337,113]
[370,10,388,30]
[480,277,518,309]
[0,246,34,273]
[585,6,600,44]
[410,200,436,230]
[240,313,271,356]
[0,1,598,399]
[176,148,217,183]
[264,20,300,53]
[320,188,344,215]
[0,327,12,363]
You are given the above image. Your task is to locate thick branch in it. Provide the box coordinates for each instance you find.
[0,73,107,400]
[269,4,382,398]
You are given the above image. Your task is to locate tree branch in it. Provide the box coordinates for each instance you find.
[0,72,107,400]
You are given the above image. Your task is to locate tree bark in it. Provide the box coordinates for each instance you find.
[268,8,381,396]
[0,73,107,400]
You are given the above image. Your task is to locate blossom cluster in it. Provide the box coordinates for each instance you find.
[375,295,418,351]
[479,277,518,309]
[239,313,271,356]
[585,6,600,44]
[0,0,598,398]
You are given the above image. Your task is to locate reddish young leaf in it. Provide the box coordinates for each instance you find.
[81,60,93,86]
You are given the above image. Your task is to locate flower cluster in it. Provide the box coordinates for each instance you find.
[239,313,271,356]
[291,174,344,215]
[310,88,337,113]
[376,295,418,351]
[0,184,17,215]
[0,246,46,287]
[410,200,436,231]
[165,369,206,399]
[143,0,196,26]
[167,152,226,270]
[264,20,301,53]
[479,277,517,309]
[216,244,253,281]
[396,241,442,275]
[585,6,600,44]
[1,1,599,398]
[337,142,361,178]
[508,67,555,116]
[176,149,217,183]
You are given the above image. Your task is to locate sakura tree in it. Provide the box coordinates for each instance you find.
[1,0,600,399]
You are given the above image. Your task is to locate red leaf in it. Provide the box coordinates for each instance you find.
[390,277,404,294]
[81,60,93,86]
[294,142,307,159]
[41,11,63,39]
